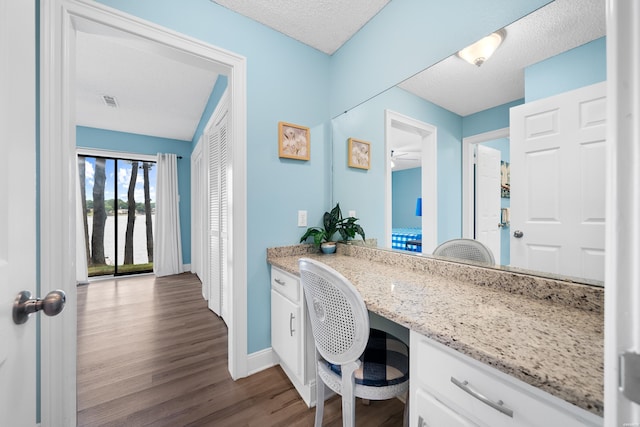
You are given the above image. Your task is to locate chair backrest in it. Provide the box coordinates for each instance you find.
[298,258,370,366]
[432,238,495,265]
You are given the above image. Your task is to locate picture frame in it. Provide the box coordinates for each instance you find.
[348,138,371,170]
[278,121,310,160]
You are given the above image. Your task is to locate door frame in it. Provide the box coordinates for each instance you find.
[384,110,437,253]
[604,0,640,424]
[40,1,248,424]
[461,127,509,240]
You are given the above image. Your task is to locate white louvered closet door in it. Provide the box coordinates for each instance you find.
[208,127,221,316]
[207,109,230,320]
[219,113,230,320]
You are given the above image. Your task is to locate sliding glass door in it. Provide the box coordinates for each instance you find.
[78,155,156,277]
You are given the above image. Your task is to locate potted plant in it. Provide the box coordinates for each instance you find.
[300,203,365,253]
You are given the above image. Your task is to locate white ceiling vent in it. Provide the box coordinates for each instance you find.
[101,94,119,108]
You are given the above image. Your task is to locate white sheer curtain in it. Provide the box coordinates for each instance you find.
[76,155,89,284]
[154,153,184,277]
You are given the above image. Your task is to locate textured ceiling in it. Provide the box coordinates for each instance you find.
[75,0,604,145]
[211,0,390,55]
[75,30,219,141]
[398,0,606,117]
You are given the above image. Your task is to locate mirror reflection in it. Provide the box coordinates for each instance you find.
[331,0,606,286]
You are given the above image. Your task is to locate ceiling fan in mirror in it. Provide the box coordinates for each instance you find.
[390,150,421,171]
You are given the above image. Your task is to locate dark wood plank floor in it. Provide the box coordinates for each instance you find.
[77,273,404,426]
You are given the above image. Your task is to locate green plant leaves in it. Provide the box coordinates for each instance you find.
[300,202,365,247]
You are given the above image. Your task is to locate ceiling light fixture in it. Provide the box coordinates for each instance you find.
[457,29,506,67]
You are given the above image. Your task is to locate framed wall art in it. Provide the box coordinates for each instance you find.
[278,121,310,160]
[348,138,371,170]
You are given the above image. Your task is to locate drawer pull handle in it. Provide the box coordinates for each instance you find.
[451,376,514,418]
[289,313,295,336]
[274,278,286,286]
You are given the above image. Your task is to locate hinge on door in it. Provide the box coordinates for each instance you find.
[620,352,640,404]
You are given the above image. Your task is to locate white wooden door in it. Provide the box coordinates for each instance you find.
[475,144,501,264]
[208,126,222,316]
[207,98,230,320]
[218,113,230,320]
[191,138,207,298]
[0,0,37,425]
[510,82,606,281]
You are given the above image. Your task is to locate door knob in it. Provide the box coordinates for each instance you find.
[513,230,524,238]
[13,290,66,325]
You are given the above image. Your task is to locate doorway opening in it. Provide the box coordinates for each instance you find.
[384,110,438,254]
[462,127,510,265]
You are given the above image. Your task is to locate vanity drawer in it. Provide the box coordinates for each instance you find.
[271,267,299,303]
[413,334,598,427]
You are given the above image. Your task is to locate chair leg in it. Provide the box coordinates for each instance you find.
[341,391,355,427]
[315,375,326,427]
[340,361,358,427]
[402,390,410,427]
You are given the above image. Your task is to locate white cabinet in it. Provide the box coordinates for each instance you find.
[271,267,316,407]
[410,330,602,427]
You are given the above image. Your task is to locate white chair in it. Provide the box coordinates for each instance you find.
[298,258,409,427]
[432,238,495,265]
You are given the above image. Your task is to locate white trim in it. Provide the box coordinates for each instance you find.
[461,127,510,239]
[41,1,248,424]
[76,147,158,163]
[246,348,278,376]
[204,89,230,134]
[384,110,438,253]
[604,0,640,424]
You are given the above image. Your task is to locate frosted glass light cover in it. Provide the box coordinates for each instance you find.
[458,30,505,66]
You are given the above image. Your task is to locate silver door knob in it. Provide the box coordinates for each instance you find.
[13,290,66,325]
[513,230,524,238]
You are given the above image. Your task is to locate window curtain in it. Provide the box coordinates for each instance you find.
[154,153,184,277]
[76,155,89,284]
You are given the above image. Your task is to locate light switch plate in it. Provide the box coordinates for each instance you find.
[297,210,307,227]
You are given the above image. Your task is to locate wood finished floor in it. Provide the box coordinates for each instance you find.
[77,273,404,426]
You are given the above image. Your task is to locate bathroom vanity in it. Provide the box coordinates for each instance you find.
[267,243,603,426]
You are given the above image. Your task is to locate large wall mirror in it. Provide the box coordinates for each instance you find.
[331,0,606,286]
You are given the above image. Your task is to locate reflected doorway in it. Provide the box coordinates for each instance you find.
[385,110,437,254]
[462,128,510,265]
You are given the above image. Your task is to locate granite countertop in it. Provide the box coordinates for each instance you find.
[267,244,604,417]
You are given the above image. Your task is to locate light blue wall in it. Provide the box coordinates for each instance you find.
[76,126,193,264]
[95,0,331,353]
[392,167,422,229]
[462,99,523,138]
[332,86,462,245]
[525,37,606,102]
[192,75,228,146]
[330,0,552,117]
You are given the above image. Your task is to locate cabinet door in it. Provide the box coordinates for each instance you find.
[415,388,477,427]
[271,289,301,376]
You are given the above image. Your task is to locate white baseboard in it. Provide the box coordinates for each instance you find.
[183,263,191,272]
[247,347,277,375]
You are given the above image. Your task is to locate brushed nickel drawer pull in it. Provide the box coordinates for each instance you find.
[274,278,286,286]
[451,376,514,417]
[289,313,296,336]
